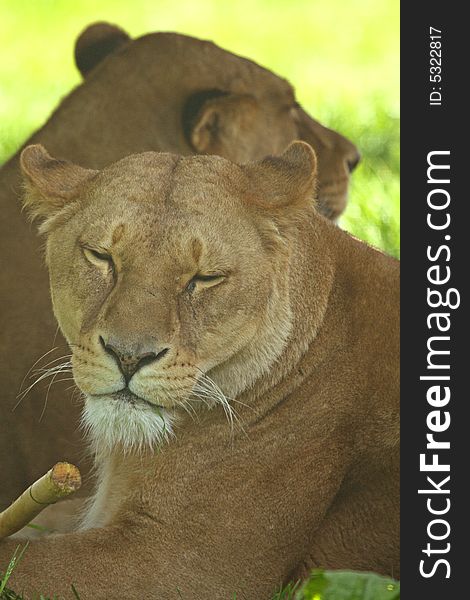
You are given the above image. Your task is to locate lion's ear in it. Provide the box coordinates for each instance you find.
[244,141,317,211]
[185,92,259,157]
[75,22,130,78]
[20,145,98,222]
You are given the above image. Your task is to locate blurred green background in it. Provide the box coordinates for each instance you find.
[0,0,399,257]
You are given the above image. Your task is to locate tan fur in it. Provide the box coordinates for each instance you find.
[0,28,359,511]
[0,143,399,598]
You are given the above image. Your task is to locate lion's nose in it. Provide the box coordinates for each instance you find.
[99,336,169,384]
[346,149,361,174]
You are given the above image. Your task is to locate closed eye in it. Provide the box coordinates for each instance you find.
[186,273,225,293]
[82,246,115,273]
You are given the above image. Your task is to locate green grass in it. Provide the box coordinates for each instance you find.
[0,0,399,257]
[0,542,69,600]
[0,544,29,599]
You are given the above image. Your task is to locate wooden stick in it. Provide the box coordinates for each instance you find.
[0,462,81,539]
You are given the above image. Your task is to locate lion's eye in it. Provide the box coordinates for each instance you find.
[186,274,225,293]
[82,247,115,273]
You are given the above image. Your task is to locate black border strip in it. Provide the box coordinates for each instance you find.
[401,3,465,597]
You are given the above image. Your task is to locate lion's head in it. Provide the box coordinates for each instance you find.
[24,24,358,222]
[21,142,317,453]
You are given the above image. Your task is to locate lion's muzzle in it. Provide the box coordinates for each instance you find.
[99,335,170,384]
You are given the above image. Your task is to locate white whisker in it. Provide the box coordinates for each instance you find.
[190,392,213,410]
[39,374,76,422]
[14,361,73,410]
[17,346,61,399]
[180,399,198,422]
[191,368,246,437]
[31,354,73,376]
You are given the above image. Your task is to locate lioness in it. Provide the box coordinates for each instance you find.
[0,25,359,506]
[0,142,399,598]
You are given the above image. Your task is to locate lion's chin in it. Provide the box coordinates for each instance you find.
[81,393,175,455]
